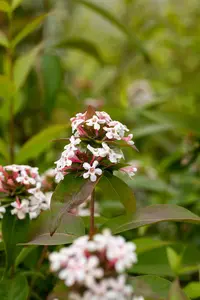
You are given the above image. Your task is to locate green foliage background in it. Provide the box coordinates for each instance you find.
[0,0,200,299]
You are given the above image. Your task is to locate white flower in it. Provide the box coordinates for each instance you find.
[104,121,129,140]
[69,135,81,146]
[83,161,102,182]
[86,115,106,130]
[96,111,112,123]
[0,206,6,218]
[11,199,29,219]
[120,166,137,178]
[132,297,144,300]
[102,143,123,163]
[28,191,49,219]
[70,112,86,133]
[87,144,107,158]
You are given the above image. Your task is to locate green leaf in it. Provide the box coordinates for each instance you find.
[75,0,150,62]
[15,246,37,268]
[133,237,173,254]
[55,38,104,64]
[103,204,200,234]
[98,173,136,216]
[16,124,68,163]
[0,90,25,122]
[0,75,14,100]
[168,280,190,300]
[167,247,181,274]
[75,0,128,35]
[143,110,200,136]
[11,0,23,11]
[134,124,172,139]
[131,275,171,299]
[50,175,98,235]
[13,44,41,90]
[0,1,10,12]
[184,282,200,299]
[24,204,85,245]
[2,211,30,271]
[129,247,173,277]
[0,274,29,300]
[12,14,48,47]
[0,30,9,48]
[0,138,9,161]
[41,54,62,117]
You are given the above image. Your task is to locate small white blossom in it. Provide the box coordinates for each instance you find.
[83,161,102,182]
[104,121,129,140]
[102,143,123,163]
[0,206,6,218]
[11,199,29,219]
[86,115,106,130]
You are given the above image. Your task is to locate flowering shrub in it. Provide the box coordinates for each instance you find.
[54,109,137,184]
[0,165,49,220]
[49,230,143,300]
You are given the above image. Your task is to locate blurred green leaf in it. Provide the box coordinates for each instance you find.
[0,75,14,100]
[0,274,29,300]
[11,0,23,11]
[13,44,41,90]
[98,172,136,216]
[2,211,30,271]
[15,246,37,267]
[16,124,68,163]
[0,138,9,161]
[0,1,10,12]
[55,38,105,64]
[167,247,181,274]
[131,275,171,299]
[24,204,85,245]
[133,237,173,254]
[0,30,9,48]
[104,204,200,234]
[0,90,25,121]
[143,110,200,136]
[12,14,48,47]
[168,279,190,300]
[184,282,200,299]
[41,54,62,117]
[51,175,97,235]
[134,124,172,139]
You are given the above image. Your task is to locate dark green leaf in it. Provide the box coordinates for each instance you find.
[103,204,200,234]
[130,275,171,299]
[133,237,173,254]
[16,124,68,163]
[98,172,136,216]
[55,38,104,64]
[41,54,62,118]
[12,14,48,47]
[51,175,98,235]
[24,204,85,245]
[2,211,30,271]
[0,274,29,300]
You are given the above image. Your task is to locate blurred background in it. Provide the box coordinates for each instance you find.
[0,0,200,293]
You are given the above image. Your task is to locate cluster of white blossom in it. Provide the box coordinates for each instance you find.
[0,165,49,220]
[49,230,144,299]
[54,110,137,183]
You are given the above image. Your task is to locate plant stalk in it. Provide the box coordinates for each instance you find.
[89,189,95,240]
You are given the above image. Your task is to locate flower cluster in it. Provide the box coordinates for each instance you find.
[49,230,143,299]
[0,165,49,220]
[54,109,137,183]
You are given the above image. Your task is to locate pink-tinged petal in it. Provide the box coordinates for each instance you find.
[83,173,89,179]
[95,168,102,176]
[92,161,98,168]
[83,163,90,170]
[90,174,97,182]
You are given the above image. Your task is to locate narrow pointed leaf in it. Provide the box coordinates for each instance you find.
[184,282,200,299]
[11,0,23,11]
[103,204,200,234]
[13,44,41,90]
[12,14,48,47]
[55,38,104,64]
[16,124,68,163]
[0,30,9,48]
